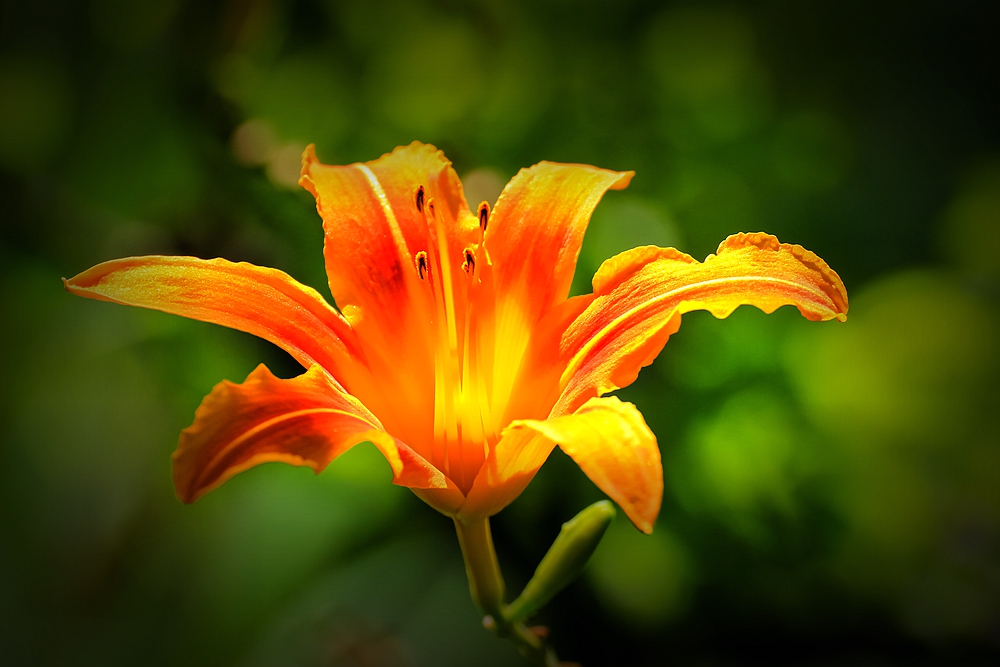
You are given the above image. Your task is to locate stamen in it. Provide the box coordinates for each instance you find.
[478,201,490,232]
[462,247,476,275]
[414,251,429,280]
[415,185,425,213]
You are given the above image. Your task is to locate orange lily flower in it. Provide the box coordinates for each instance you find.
[64,142,848,536]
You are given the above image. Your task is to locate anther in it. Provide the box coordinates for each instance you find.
[415,185,425,213]
[462,247,476,275]
[414,251,429,280]
[478,201,490,231]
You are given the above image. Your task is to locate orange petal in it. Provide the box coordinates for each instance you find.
[487,161,633,318]
[553,233,849,416]
[484,161,632,412]
[410,485,471,519]
[456,427,551,524]
[459,397,662,534]
[63,256,370,393]
[299,142,479,453]
[173,364,448,503]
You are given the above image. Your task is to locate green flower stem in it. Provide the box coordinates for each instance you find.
[454,517,560,666]
[454,516,506,619]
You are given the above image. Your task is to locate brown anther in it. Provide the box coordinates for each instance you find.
[414,251,429,280]
[415,185,425,213]
[478,201,490,231]
[462,247,476,274]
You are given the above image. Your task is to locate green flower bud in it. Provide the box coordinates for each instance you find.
[503,500,616,623]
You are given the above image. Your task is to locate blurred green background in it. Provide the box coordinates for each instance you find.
[1,1,998,665]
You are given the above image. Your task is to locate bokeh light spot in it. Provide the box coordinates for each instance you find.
[786,271,999,447]
[231,118,280,167]
[673,389,801,525]
[460,167,506,211]
[217,53,350,150]
[589,517,692,628]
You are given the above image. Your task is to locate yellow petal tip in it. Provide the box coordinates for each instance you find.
[611,170,635,190]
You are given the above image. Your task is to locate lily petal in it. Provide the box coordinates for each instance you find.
[553,233,849,416]
[484,161,633,415]
[299,142,479,453]
[173,364,448,503]
[460,397,661,533]
[299,142,477,321]
[410,484,473,519]
[63,256,369,392]
[487,162,634,319]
